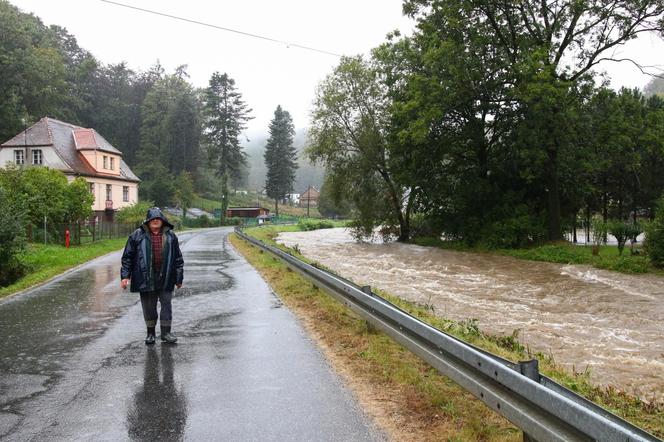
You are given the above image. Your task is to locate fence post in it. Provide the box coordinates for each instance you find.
[518,359,540,442]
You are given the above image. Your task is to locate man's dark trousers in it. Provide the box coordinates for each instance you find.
[140,290,173,328]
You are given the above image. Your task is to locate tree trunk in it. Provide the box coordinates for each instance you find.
[220,173,229,224]
[275,199,279,217]
[545,149,562,241]
[585,205,591,244]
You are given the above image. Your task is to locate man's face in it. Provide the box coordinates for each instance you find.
[149,218,163,231]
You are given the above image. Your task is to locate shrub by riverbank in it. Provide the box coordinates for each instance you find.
[238,224,663,437]
[0,239,126,299]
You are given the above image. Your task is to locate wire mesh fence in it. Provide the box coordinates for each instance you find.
[27,219,137,246]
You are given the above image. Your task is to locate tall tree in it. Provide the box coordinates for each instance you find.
[309,56,418,241]
[203,72,252,221]
[404,0,664,240]
[264,105,297,216]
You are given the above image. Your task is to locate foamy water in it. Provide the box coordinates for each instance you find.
[277,228,664,403]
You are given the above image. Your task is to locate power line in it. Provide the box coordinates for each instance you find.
[99,0,342,58]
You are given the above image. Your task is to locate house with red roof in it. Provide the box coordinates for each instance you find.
[0,117,140,220]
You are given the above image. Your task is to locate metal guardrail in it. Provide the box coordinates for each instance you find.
[234,227,661,442]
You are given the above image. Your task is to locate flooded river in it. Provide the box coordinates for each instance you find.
[277,228,664,403]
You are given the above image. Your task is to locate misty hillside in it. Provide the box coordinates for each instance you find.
[243,128,325,193]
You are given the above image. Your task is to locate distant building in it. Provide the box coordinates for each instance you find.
[299,186,320,208]
[0,117,140,221]
[285,193,301,205]
[226,207,270,218]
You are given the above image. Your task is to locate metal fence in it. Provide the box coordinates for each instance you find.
[28,220,137,246]
[234,227,661,442]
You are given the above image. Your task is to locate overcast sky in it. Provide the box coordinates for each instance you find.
[8,0,664,137]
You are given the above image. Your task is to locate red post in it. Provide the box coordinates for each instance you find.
[65,229,70,248]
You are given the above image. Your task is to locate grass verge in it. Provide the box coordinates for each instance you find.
[238,226,664,437]
[0,238,127,299]
[411,237,661,275]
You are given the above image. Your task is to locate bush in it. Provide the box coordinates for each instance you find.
[0,185,27,286]
[607,220,642,256]
[645,198,664,267]
[116,201,155,225]
[298,219,335,231]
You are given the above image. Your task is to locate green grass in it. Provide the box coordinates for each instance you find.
[241,224,664,436]
[411,237,659,275]
[0,239,127,299]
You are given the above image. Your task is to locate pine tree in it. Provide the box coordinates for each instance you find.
[264,105,297,217]
[203,72,252,221]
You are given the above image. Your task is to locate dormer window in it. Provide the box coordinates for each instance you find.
[110,157,115,170]
[103,155,108,169]
[32,149,42,165]
[14,150,24,165]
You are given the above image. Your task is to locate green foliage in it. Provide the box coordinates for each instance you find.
[0,184,27,286]
[297,219,335,231]
[317,175,352,219]
[65,177,93,222]
[0,166,93,226]
[645,198,664,267]
[264,105,298,215]
[115,201,154,225]
[203,72,252,221]
[308,56,415,242]
[173,171,195,217]
[591,217,607,248]
[607,220,642,256]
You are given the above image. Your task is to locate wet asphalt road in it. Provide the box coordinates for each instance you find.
[0,228,383,441]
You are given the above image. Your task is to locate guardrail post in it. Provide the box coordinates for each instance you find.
[518,359,540,442]
[361,285,372,296]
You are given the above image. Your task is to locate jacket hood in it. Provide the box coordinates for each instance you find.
[143,207,174,229]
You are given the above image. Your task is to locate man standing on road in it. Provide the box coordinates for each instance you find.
[121,207,184,345]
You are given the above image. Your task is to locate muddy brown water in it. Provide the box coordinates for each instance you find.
[277,228,664,403]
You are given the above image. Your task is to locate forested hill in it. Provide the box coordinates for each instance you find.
[0,0,318,206]
[244,129,324,193]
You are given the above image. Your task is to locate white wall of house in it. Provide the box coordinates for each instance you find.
[0,146,69,171]
[83,177,138,211]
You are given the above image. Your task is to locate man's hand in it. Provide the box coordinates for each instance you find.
[176,284,182,289]
[121,279,130,290]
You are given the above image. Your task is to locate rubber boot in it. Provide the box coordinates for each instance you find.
[145,327,156,345]
[161,326,178,344]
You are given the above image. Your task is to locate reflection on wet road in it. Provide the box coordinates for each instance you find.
[277,228,664,403]
[0,228,382,441]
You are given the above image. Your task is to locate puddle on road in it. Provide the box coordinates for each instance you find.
[277,228,664,403]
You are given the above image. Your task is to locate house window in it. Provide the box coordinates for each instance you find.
[32,149,42,165]
[103,156,108,169]
[106,184,112,201]
[89,183,96,201]
[110,157,115,170]
[14,150,24,165]
[123,186,129,202]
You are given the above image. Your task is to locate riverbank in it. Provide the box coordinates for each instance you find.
[412,237,660,275]
[0,239,126,299]
[241,225,663,437]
